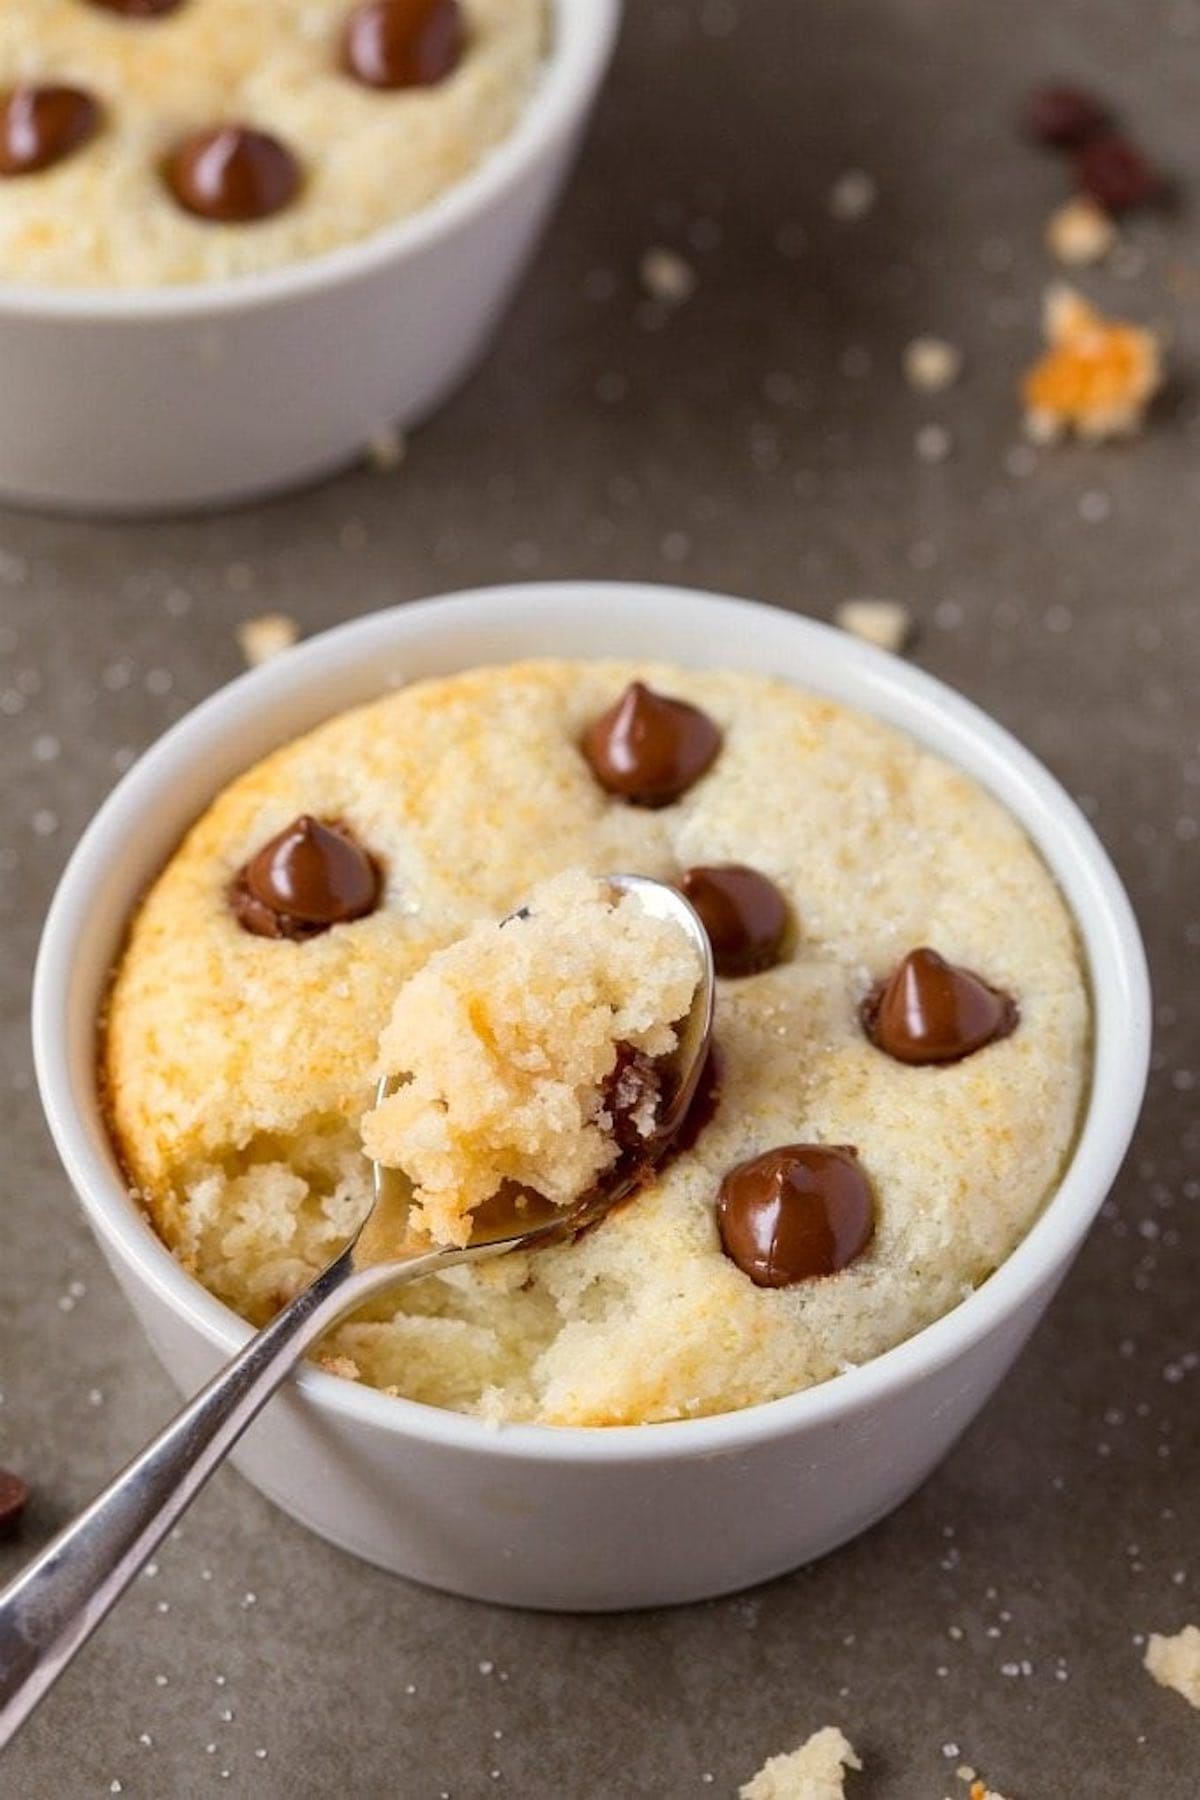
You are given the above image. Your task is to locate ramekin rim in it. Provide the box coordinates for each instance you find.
[0,0,620,323]
[32,582,1151,1466]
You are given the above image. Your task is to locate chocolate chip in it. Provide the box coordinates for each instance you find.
[1075,135,1162,213]
[582,682,722,807]
[164,126,301,223]
[717,1145,874,1287]
[231,817,380,939]
[1024,85,1108,148]
[679,865,789,977]
[86,0,185,15]
[0,1468,29,1538]
[861,947,1018,1065]
[0,85,101,177]
[343,0,465,89]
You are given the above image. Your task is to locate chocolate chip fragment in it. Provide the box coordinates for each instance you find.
[86,0,185,16]
[0,1468,29,1538]
[861,947,1018,1065]
[164,126,301,223]
[582,682,722,807]
[679,865,789,977]
[717,1145,874,1287]
[343,0,465,89]
[1024,85,1108,148]
[231,816,380,939]
[0,85,101,177]
[1075,135,1162,213]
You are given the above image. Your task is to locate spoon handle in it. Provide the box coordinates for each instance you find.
[0,1240,433,1749]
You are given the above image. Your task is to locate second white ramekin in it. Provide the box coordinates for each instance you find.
[0,0,619,514]
[32,584,1150,1609]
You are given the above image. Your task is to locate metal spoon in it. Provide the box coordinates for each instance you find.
[0,874,714,1746]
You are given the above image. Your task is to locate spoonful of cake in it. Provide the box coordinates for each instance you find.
[0,873,713,1747]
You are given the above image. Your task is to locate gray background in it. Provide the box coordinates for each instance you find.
[1,1,1197,1794]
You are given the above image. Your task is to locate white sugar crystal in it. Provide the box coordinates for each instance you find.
[828,169,877,221]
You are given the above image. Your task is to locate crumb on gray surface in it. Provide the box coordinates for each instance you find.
[834,598,914,653]
[902,336,964,392]
[235,613,299,668]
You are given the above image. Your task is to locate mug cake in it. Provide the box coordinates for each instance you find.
[0,0,547,287]
[103,661,1090,1426]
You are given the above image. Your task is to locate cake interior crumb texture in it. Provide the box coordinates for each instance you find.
[362,869,699,1248]
[0,0,546,289]
[104,660,1090,1427]
[1144,1623,1200,1709]
[739,1726,861,1800]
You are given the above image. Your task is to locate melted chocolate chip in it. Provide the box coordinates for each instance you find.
[164,126,301,223]
[0,1467,29,1539]
[717,1145,874,1287]
[1024,85,1108,148]
[86,0,185,16]
[0,85,101,177]
[582,683,722,807]
[679,864,789,977]
[861,947,1018,1065]
[343,0,465,89]
[231,817,380,939]
[1075,135,1162,213]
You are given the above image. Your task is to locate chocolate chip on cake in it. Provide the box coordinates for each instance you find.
[231,816,380,939]
[1024,84,1108,148]
[164,126,301,223]
[582,682,721,807]
[862,947,1018,1065]
[0,1468,29,1539]
[86,0,186,16]
[679,865,789,977]
[343,0,466,89]
[0,85,101,177]
[717,1145,874,1287]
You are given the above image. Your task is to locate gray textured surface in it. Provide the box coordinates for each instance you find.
[1,2,1197,1794]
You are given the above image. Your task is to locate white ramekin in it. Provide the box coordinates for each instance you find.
[32,584,1150,1611]
[0,1,618,515]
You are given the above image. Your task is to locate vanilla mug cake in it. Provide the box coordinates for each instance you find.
[102,660,1090,1427]
[0,0,547,287]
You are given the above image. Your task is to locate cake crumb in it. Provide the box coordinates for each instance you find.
[967,1782,1012,1800]
[1044,196,1117,267]
[1144,1623,1200,1708]
[639,246,696,305]
[902,336,963,392]
[236,614,299,668]
[1021,285,1162,443]
[835,599,913,654]
[740,1726,861,1799]
[365,427,407,473]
